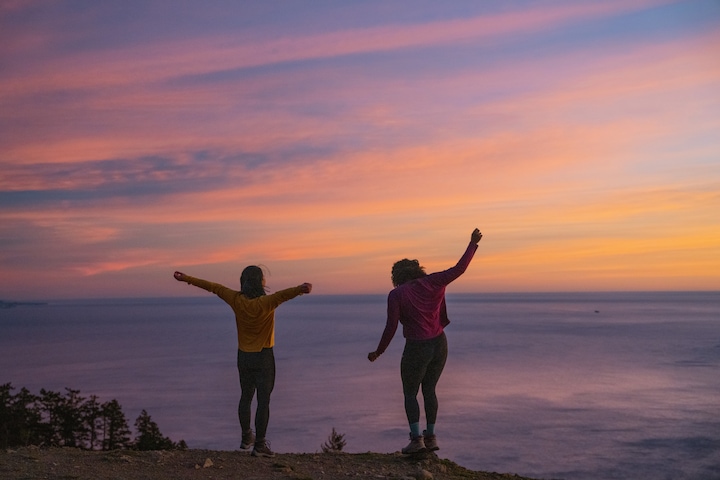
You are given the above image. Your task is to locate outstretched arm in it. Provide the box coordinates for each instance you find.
[173,271,235,302]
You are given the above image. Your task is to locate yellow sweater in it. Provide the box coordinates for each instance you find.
[183,275,305,352]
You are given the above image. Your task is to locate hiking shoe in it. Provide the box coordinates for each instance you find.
[251,439,275,458]
[423,431,439,451]
[401,434,426,454]
[240,429,255,450]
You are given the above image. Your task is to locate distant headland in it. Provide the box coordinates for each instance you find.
[0,300,47,309]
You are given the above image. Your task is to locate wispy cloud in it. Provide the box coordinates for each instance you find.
[1,0,718,298]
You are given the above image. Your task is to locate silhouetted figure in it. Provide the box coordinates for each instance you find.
[174,267,311,457]
[368,228,482,454]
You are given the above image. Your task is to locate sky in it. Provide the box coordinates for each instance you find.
[1,0,719,300]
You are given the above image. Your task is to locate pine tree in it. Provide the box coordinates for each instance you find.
[0,383,15,448]
[37,388,89,448]
[0,384,42,448]
[38,389,63,446]
[82,395,103,450]
[59,388,87,448]
[133,409,175,450]
[101,399,132,450]
[1,384,184,451]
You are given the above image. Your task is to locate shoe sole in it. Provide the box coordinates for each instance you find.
[251,451,275,458]
[402,448,427,455]
[240,439,254,450]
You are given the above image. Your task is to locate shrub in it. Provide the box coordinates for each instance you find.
[321,427,347,453]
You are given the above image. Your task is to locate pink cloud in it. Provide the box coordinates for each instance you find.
[1,0,675,94]
[1,0,718,297]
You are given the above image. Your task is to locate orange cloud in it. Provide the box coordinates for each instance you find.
[1,1,718,298]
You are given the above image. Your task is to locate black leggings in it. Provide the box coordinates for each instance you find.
[400,332,448,426]
[237,348,275,441]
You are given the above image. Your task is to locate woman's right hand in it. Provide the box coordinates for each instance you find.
[174,271,186,282]
[471,228,482,244]
[300,283,313,294]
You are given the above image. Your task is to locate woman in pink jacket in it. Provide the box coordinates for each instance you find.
[369,228,482,454]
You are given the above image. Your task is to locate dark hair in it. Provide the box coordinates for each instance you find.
[391,259,426,287]
[240,265,266,299]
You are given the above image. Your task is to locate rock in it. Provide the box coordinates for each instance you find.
[413,468,433,480]
[203,458,214,468]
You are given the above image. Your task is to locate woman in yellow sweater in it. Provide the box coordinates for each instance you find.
[174,266,312,457]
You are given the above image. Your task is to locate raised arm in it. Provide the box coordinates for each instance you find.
[424,228,482,289]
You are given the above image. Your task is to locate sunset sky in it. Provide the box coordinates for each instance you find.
[1,0,719,300]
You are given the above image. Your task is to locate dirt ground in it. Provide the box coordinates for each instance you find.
[0,446,540,480]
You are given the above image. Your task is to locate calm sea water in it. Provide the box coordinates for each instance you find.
[1,292,719,480]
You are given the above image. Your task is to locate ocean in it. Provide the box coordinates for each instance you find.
[1,292,719,480]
